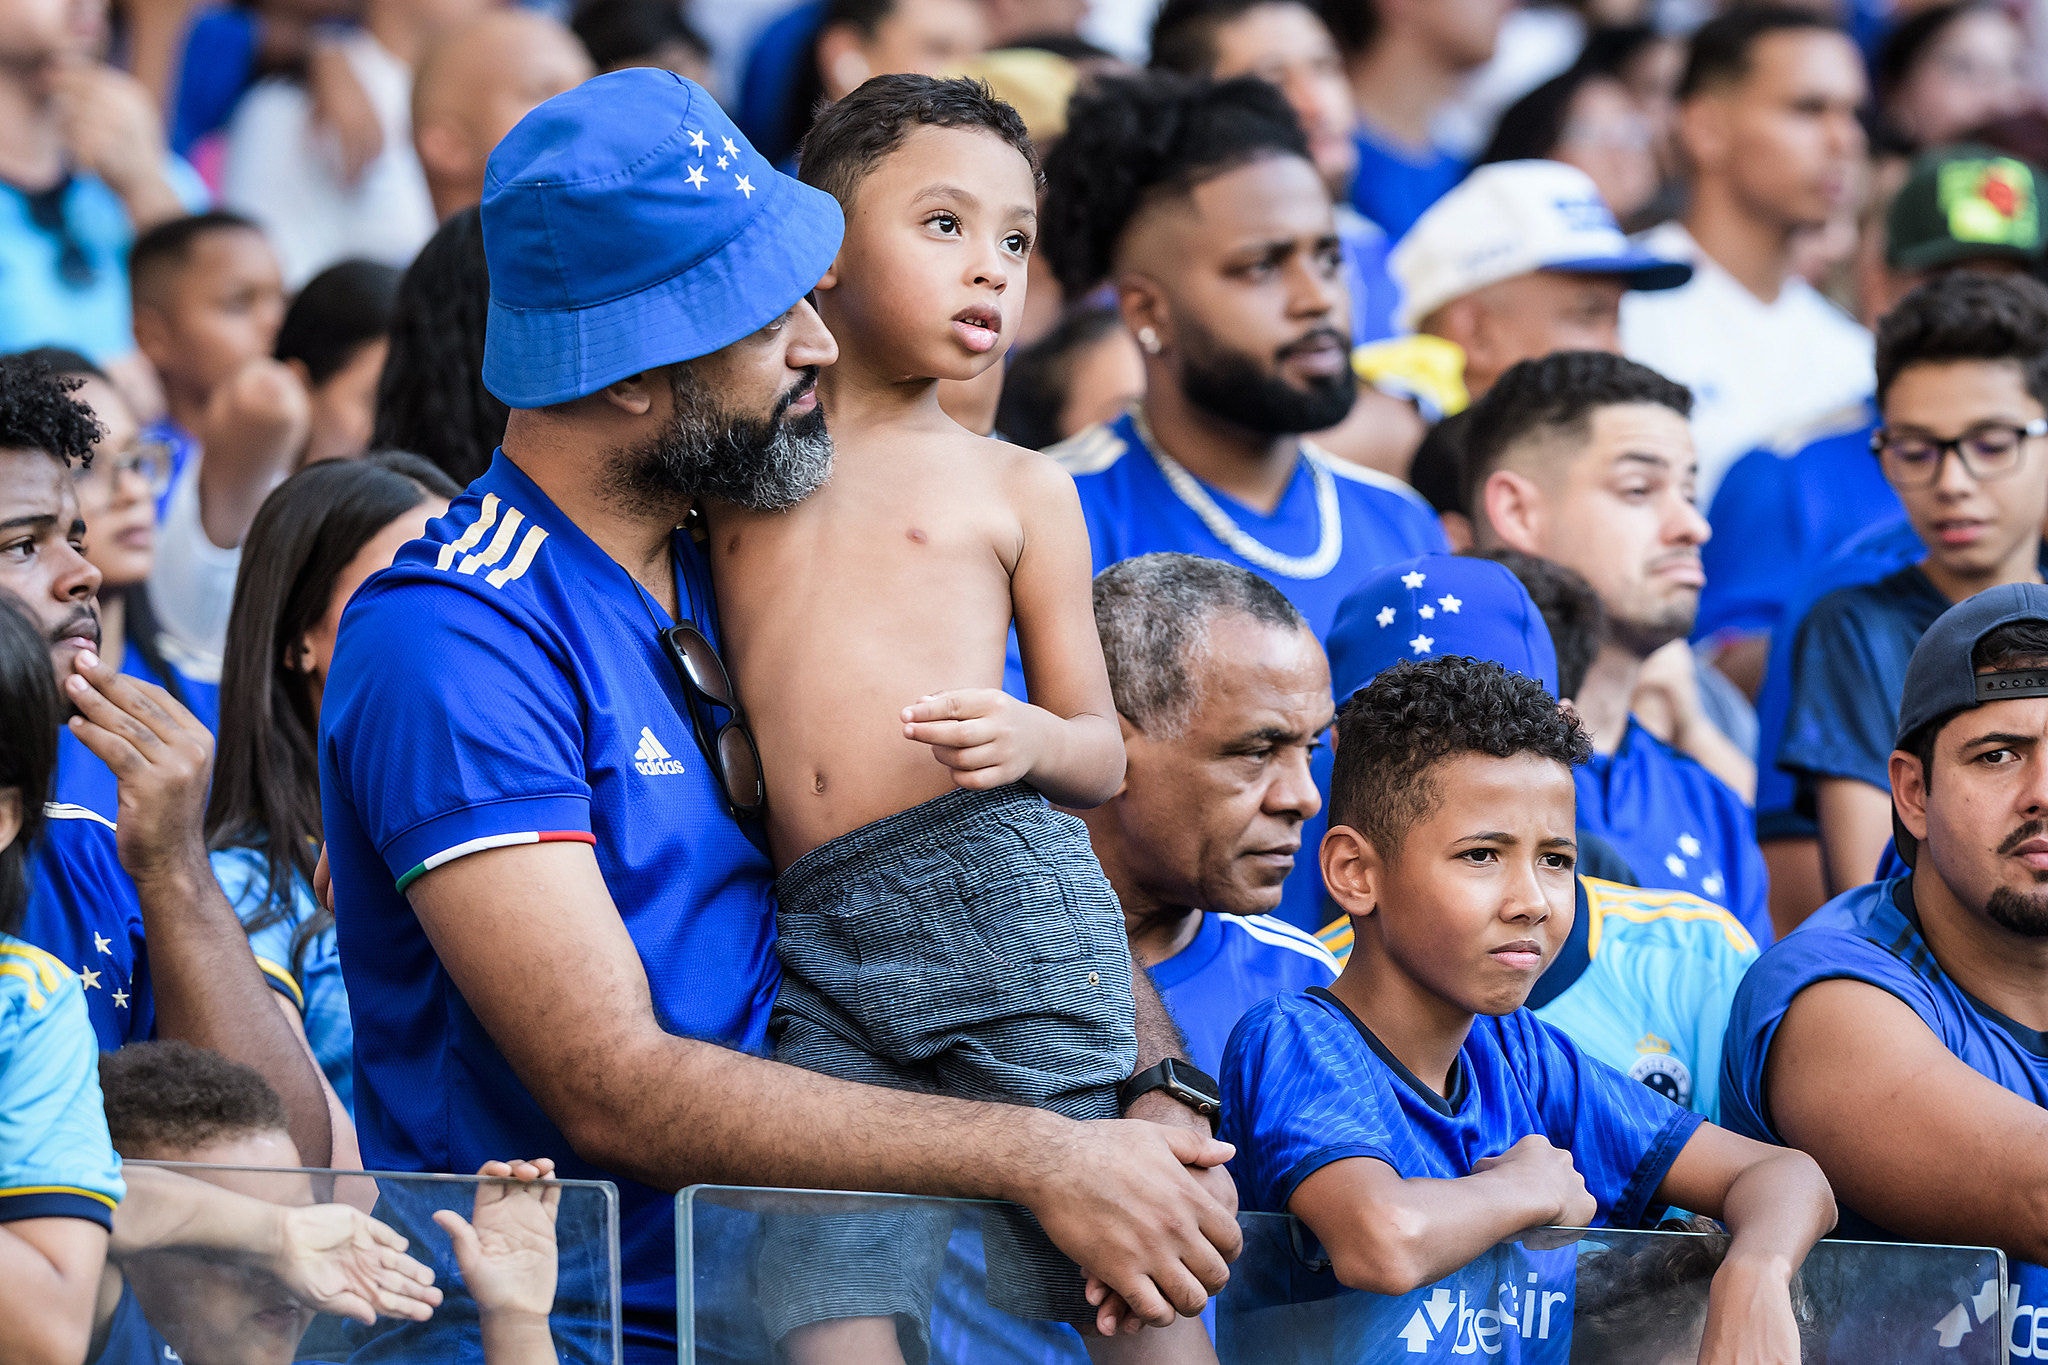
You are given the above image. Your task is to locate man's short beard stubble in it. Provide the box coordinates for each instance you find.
[1175,315,1357,436]
[1987,817,2048,937]
[607,364,834,515]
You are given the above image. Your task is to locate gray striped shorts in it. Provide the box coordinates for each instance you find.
[759,782,1139,1353]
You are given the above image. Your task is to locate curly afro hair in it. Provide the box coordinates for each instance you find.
[100,1041,290,1159]
[1330,654,1590,855]
[1040,71,1310,297]
[0,354,101,469]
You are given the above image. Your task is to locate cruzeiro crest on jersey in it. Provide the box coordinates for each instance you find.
[1626,1033,1693,1109]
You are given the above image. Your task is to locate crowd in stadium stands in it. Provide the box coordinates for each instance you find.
[8,0,2048,1361]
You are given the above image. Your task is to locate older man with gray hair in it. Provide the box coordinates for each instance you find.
[1084,553,1343,1074]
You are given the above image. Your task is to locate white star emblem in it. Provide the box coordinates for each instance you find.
[722,135,740,159]
[686,129,708,153]
[1677,833,1702,858]
[685,164,707,190]
[1400,570,1426,590]
[92,932,111,955]
[1418,605,1436,620]
[1409,634,1434,654]
[716,154,729,170]
[1438,594,1462,614]
[1664,853,1686,878]
[734,174,755,199]
[111,989,128,1008]
[1701,872,1725,899]
[1375,606,1396,628]
[79,966,101,991]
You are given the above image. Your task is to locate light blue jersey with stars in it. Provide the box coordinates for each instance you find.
[21,804,153,1049]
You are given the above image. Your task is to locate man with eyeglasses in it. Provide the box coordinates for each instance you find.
[318,73,1243,1365]
[1783,272,2048,897]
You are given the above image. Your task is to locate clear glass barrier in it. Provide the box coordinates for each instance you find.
[112,1162,621,1364]
[679,1186,2007,1364]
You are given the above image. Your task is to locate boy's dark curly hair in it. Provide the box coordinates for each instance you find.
[1040,71,1309,297]
[100,1041,290,1159]
[1875,269,2048,410]
[0,355,101,469]
[799,74,1038,211]
[1331,655,1590,855]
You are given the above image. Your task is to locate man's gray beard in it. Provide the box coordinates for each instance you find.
[1986,885,2048,937]
[608,369,834,514]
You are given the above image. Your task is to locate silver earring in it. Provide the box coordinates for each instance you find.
[1137,327,1161,355]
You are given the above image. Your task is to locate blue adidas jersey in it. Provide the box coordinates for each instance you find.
[1046,411,1446,929]
[319,451,779,1361]
[1722,877,2047,1363]
[1156,912,1340,1075]
[54,643,219,819]
[1317,875,1752,1120]
[1221,989,1699,1361]
[0,935,123,1230]
[21,804,153,1049]
[1576,721,1770,945]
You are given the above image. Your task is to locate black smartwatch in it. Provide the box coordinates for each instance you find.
[1119,1058,1222,1131]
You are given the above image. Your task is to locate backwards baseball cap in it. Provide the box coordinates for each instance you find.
[1891,582,2048,867]
[1328,554,1559,706]
[1887,145,2045,273]
[1389,160,1691,333]
[480,69,845,409]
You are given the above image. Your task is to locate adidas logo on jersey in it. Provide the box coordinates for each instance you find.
[634,727,687,777]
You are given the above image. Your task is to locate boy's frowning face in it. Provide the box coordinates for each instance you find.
[1332,750,1577,1018]
[820,123,1038,384]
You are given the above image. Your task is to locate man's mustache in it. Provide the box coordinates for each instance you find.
[1999,818,2048,856]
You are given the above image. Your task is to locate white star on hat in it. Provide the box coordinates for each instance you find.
[1376,605,1396,628]
[716,154,729,170]
[685,164,707,190]
[722,135,741,159]
[1664,853,1686,878]
[735,174,755,198]
[1702,872,1725,899]
[687,129,708,153]
[1439,594,1462,614]
[1401,570,1426,590]
[1418,605,1436,620]
[1409,634,1433,654]
[1677,833,1701,858]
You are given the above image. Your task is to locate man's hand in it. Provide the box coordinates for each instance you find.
[307,39,384,185]
[50,61,183,229]
[1086,1093,1239,1335]
[199,359,312,472]
[273,1203,442,1324]
[902,689,1042,789]
[431,1159,561,1321]
[1471,1136,1594,1228]
[63,649,212,888]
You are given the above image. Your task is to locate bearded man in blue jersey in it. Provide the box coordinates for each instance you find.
[1724,582,2048,1363]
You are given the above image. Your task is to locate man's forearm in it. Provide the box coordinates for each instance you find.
[1131,962,1187,1072]
[134,862,332,1166]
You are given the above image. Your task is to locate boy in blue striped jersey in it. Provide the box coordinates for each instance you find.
[1222,655,1833,1362]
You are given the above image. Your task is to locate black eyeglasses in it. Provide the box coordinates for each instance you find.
[22,178,94,291]
[658,621,766,820]
[1871,418,2048,488]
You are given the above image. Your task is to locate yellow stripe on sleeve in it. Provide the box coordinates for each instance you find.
[254,957,306,1013]
[0,1185,119,1212]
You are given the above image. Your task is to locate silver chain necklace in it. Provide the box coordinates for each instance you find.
[1131,406,1343,580]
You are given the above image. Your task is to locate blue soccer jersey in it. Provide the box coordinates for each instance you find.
[1222,988,1700,1361]
[1045,411,1446,929]
[1722,876,2048,1363]
[319,452,780,1360]
[21,804,153,1049]
[1575,721,1771,944]
[1156,912,1339,1075]
[0,935,123,1229]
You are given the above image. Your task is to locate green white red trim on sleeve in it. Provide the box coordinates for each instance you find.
[395,830,598,892]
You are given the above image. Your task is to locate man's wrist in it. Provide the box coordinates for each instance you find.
[1125,1088,1212,1131]
[126,850,214,903]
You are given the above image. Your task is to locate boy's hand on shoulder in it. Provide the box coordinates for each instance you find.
[1471,1136,1595,1228]
[902,689,1040,789]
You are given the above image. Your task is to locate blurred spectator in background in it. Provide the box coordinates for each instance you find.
[0,0,206,403]
[572,0,714,85]
[411,9,594,221]
[207,453,458,1117]
[1479,59,1663,225]
[1875,0,2032,153]
[1317,0,1512,239]
[275,259,401,466]
[0,592,121,1365]
[1622,5,1872,502]
[370,207,506,487]
[995,304,1145,450]
[16,349,219,820]
[1390,159,1690,412]
[131,212,299,669]
[1150,0,1400,344]
[219,0,488,289]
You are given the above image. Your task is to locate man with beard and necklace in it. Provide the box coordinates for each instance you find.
[1468,351,1772,945]
[318,72,1244,1365]
[1723,585,2048,1361]
[1036,72,1446,929]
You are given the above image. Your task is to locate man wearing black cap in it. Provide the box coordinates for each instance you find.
[1722,583,2048,1356]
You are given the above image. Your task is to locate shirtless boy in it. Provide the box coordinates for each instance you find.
[712,76,1212,1365]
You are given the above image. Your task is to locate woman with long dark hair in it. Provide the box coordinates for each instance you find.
[205,451,458,1110]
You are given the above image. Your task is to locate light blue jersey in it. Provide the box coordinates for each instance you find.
[0,934,123,1230]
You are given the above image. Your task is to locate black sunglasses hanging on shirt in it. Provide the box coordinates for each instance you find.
[658,619,767,820]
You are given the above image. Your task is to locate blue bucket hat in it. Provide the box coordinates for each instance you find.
[1328,554,1560,705]
[480,69,845,408]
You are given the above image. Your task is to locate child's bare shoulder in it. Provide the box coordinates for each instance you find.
[974,432,1080,509]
